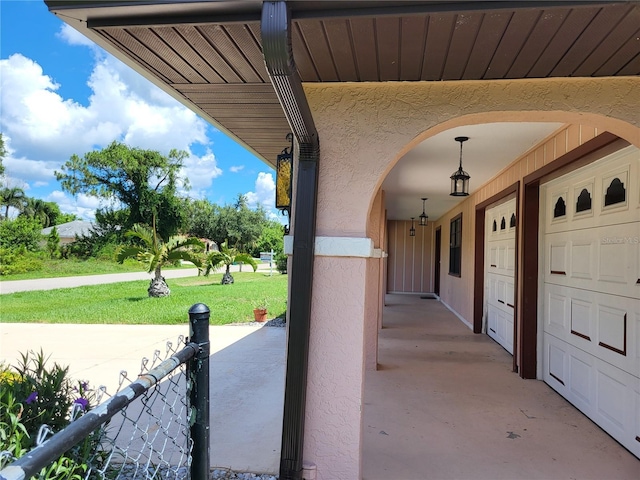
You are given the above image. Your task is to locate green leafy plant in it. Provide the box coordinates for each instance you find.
[202,240,258,285]
[0,352,104,479]
[0,374,30,469]
[275,251,288,274]
[0,246,45,275]
[253,297,269,311]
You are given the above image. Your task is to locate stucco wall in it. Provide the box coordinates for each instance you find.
[365,190,384,369]
[304,77,640,238]
[304,256,367,480]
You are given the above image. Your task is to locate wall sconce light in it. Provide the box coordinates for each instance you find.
[450,136,470,197]
[419,197,429,226]
[276,133,294,234]
[409,217,416,237]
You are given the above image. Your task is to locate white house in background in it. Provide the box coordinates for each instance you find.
[42,220,95,245]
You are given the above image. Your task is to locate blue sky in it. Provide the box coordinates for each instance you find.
[0,0,280,221]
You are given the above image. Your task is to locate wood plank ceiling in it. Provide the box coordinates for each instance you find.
[51,1,640,167]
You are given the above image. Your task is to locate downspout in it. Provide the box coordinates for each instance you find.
[261,2,319,480]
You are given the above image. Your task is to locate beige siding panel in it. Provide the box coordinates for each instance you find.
[567,124,581,152]
[387,220,433,293]
[556,130,568,158]
[581,124,597,143]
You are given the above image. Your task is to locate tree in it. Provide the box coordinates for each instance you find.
[252,220,285,257]
[116,220,204,297]
[20,198,51,227]
[46,226,60,259]
[202,240,257,285]
[210,194,267,251]
[184,198,218,240]
[55,141,189,240]
[0,186,26,220]
[0,133,6,177]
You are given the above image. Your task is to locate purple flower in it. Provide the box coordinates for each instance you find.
[25,391,38,404]
[74,398,89,411]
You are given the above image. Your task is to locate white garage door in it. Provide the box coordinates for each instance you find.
[485,197,516,354]
[540,145,640,459]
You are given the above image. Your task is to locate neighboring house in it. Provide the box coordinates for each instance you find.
[41,220,95,245]
[45,1,640,478]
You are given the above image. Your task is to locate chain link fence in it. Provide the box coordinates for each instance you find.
[0,304,210,480]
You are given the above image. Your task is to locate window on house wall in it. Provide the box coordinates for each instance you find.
[449,213,462,277]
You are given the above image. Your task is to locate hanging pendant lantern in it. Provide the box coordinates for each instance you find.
[419,197,429,226]
[450,136,470,197]
[409,217,416,237]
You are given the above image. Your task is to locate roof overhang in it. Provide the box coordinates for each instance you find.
[45,1,640,169]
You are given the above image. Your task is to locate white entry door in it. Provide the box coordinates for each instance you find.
[540,145,640,459]
[485,197,516,354]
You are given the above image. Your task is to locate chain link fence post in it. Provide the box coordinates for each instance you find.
[188,303,210,480]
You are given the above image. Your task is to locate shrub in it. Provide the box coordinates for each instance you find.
[0,351,104,477]
[0,247,45,275]
[0,217,43,252]
[275,251,288,274]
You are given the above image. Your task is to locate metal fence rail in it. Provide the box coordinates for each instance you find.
[0,303,210,480]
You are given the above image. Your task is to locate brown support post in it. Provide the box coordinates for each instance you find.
[520,181,539,379]
[473,207,485,334]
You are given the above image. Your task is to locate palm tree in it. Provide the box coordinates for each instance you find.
[21,198,51,227]
[116,221,204,297]
[0,186,26,219]
[202,240,257,285]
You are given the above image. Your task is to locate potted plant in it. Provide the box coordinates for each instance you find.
[253,298,269,322]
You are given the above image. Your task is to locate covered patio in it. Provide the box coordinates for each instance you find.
[43,1,640,477]
[363,294,639,480]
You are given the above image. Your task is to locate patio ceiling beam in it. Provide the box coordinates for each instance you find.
[262,2,319,480]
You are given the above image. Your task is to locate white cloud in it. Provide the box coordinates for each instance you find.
[4,155,58,187]
[182,150,223,198]
[0,53,209,185]
[46,190,106,221]
[230,165,244,173]
[245,172,276,211]
[57,24,96,48]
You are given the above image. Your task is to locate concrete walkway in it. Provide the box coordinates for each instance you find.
[363,294,639,480]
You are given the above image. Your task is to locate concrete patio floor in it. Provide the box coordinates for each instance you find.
[363,294,639,480]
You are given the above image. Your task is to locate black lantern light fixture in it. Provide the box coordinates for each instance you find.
[419,197,429,226]
[276,133,294,234]
[450,136,470,197]
[409,217,416,237]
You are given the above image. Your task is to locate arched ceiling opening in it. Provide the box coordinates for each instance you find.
[382,122,564,220]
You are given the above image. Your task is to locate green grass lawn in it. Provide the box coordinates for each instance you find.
[0,258,194,281]
[0,272,287,326]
